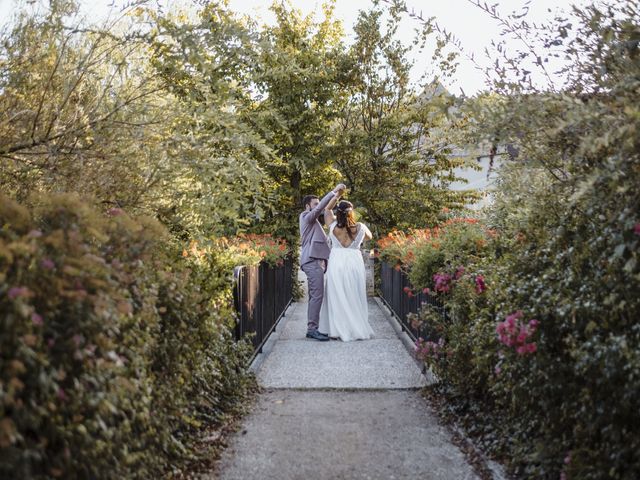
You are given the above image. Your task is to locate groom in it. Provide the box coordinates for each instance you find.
[300,183,345,341]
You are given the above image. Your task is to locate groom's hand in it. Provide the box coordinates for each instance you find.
[334,183,346,195]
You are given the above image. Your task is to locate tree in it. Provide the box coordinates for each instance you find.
[0,0,163,208]
[142,2,276,237]
[251,0,348,240]
[333,2,477,234]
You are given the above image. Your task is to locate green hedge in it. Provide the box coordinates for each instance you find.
[390,210,639,479]
[0,194,254,479]
[381,3,640,477]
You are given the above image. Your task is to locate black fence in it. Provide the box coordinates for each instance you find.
[233,257,294,360]
[378,261,445,342]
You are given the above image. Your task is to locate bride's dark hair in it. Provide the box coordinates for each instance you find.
[336,200,358,240]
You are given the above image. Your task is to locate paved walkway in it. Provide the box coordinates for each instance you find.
[210,277,478,479]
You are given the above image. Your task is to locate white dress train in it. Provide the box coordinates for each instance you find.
[319,222,374,341]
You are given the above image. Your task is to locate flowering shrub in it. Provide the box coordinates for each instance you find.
[184,233,289,271]
[0,194,255,479]
[380,3,640,477]
[378,218,494,292]
[496,311,539,355]
[223,233,290,267]
[415,337,446,362]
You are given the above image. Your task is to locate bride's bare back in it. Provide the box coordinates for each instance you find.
[333,223,372,248]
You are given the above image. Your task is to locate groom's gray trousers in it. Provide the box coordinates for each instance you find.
[301,259,326,332]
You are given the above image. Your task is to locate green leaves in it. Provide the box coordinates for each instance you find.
[331,3,476,233]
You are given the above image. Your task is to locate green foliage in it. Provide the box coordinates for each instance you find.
[0,0,164,209]
[252,0,346,242]
[376,218,492,287]
[333,3,478,234]
[0,194,255,479]
[392,1,640,478]
[144,2,276,236]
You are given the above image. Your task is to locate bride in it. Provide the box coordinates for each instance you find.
[319,198,375,341]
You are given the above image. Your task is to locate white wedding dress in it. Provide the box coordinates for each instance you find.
[319,222,375,341]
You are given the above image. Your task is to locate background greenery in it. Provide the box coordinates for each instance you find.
[379,1,640,478]
[0,0,474,477]
[2,0,638,478]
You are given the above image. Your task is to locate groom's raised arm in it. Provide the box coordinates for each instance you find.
[304,185,344,224]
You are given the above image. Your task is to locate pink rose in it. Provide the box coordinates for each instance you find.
[517,332,528,344]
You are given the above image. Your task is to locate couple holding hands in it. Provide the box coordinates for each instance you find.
[299,184,374,342]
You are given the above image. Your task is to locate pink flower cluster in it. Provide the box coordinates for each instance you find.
[415,337,446,361]
[40,258,55,270]
[634,223,640,236]
[496,311,539,355]
[432,267,488,295]
[433,272,453,293]
[7,286,33,300]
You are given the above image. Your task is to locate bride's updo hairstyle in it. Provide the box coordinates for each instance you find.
[336,200,358,240]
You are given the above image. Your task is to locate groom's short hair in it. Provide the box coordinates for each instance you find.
[302,195,319,209]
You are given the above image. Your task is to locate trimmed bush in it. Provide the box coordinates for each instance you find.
[0,194,254,479]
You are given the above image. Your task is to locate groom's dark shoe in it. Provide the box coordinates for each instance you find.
[306,330,330,341]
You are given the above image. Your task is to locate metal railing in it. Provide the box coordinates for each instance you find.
[233,257,294,360]
[377,261,445,343]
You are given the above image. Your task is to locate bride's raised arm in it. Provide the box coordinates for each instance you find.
[324,193,340,226]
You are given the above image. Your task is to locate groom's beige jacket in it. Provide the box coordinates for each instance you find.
[299,191,336,266]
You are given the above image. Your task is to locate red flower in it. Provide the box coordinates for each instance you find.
[634,223,640,236]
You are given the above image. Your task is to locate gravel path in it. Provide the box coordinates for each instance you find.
[210,275,478,480]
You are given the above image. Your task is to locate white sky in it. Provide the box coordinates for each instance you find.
[0,0,588,94]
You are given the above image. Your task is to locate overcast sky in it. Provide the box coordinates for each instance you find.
[1,0,587,94]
